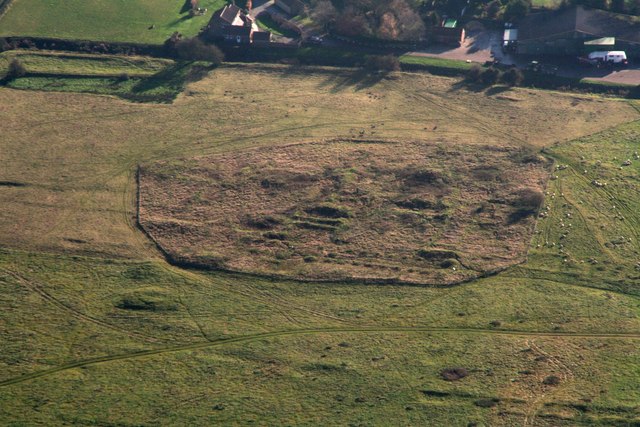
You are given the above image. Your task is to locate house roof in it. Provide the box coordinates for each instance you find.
[252,31,272,41]
[227,25,252,36]
[218,4,242,24]
[518,6,640,44]
[443,18,457,28]
[584,36,615,45]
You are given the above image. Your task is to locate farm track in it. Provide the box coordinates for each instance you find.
[522,339,576,427]
[161,265,352,325]
[0,267,169,344]
[385,80,529,146]
[564,164,640,254]
[503,271,640,301]
[554,173,618,262]
[2,326,640,388]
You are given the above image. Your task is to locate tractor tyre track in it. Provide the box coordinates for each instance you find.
[0,267,168,344]
[3,326,640,388]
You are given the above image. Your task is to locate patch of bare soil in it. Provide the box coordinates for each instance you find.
[138,140,551,285]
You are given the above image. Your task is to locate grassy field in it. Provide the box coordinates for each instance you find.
[1,63,640,425]
[0,50,213,102]
[399,54,476,71]
[0,0,227,43]
[0,50,173,76]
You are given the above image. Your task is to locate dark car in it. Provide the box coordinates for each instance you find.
[307,35,324,45]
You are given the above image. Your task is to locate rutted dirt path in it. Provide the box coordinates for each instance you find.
[0,267,168,344]
[3,325,640,388]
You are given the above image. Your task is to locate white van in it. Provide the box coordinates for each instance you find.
[584,51,628,66]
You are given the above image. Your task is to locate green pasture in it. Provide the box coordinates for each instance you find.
[0,0,228,43]
[0,50,212,102]
[1,63,640,425]
[0,50,173,76]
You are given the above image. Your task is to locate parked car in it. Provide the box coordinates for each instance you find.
[526,61,558,75]
[307,35,324,45]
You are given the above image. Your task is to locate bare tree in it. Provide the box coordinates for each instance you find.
[391,0,425,40]
[312,0,338,26]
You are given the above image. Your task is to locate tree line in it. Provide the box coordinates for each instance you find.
[306,0,639,43]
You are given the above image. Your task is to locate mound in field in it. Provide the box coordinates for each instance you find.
[138,140,551,285]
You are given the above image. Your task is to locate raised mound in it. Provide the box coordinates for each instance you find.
[138,140,551,284]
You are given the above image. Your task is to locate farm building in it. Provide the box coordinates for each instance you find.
[427,18,465,46]
[206,4,255,44]
[252,30,272,44]
[275,0,305,16]
[517,6,640,57]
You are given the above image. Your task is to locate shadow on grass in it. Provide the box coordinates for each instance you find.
[167,14,192,27]
[129,61,216,102]
[449,79,485,93]
[131,62,192,94]
[317,69,389,93]
[447,79,516,96]
[484,85,512,96]
[180,0,192,14]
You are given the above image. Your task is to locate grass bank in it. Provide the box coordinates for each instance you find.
[0,50,214,102]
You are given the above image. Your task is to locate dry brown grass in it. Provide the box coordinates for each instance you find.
[139,140,552,284]
[0,64,637,260]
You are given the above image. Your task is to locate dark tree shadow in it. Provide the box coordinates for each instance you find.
[132,62,192,94]
[484,85,512,96]
[168,15,192,26]
[180,0,192,14]
[317,69,389,93]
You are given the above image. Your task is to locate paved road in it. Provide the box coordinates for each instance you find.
[407,29,640,85]
[409,29,501,64]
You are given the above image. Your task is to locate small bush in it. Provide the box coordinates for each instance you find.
[404,169,448,187]
[275,251,291,260]
[474,398,499,408]
[263,231,287,240]
[5,58,26,81]
[511,147,545,164]
[365,54,400,72]
[174,37,224,64]
[513,188,544,210]
[261,177,285,189]
[510,188,544,222]
[441,367,469,381]
[501,67,524,86]
[117,72,130,82]
[0,38,9,52]
[466,64,482,82]
[628,85,640,99]
[543,375,561,386]
[480,66,501,86]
